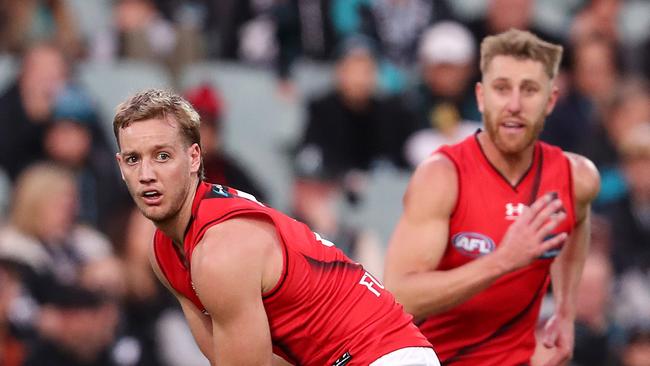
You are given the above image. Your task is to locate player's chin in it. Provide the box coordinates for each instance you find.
[138,204,169,222]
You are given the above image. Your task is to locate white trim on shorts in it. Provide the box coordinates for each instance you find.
[369,347,441,366]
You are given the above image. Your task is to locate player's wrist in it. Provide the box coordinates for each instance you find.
[486,250,513,277]
[553,304,577,321]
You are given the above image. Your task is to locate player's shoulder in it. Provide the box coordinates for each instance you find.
[403,153,458,216]
[410,153,457,190]
[563,152,601,203]
[196,216,278,268]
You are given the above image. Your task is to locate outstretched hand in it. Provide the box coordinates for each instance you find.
[495,192,568,273]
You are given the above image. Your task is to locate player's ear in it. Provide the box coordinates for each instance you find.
[475,82,484,113]
[115,153,125,181]
[189,143,201,174]
[545,84,560,116]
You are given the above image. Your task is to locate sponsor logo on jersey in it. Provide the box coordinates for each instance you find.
[505,202,526,220]
[452,232,496,257]
[210,184,232,198]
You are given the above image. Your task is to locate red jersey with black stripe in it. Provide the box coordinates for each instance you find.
[417,133,576,366]
[153,181,432,366]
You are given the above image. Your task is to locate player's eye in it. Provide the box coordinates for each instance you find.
[125,155,138,164]
[523,86,538,94]
[157,152,170,161]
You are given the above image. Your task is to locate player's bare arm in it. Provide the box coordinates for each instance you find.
[190,216,282,366]
[540,153,600,366]
[385,153,569,320]
[149,230,292,366]
[148,243,216,361]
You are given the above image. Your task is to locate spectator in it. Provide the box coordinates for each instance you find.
[582,80,649,206]
[0,163,114,289]
[272,0,340,96]
[91,0,202,87]
[292,36,407,269]
[220,0,277,64]
[356,0,454,93]
[541,35,620,153]
[0,43,68,181]
[621,328,650,366]
[402,21,480,167]
[184,83,268,202]
[24,284,122,366]
[573,252,620,366]
[607,123,650,346]
[570,0,620,45]
[44,83,130,230]
[0,0,82,58]
[602,122,650,275]
[468,0,565,50]
[114,207,208,366]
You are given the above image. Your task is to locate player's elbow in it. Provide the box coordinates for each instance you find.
[385,277,427,320]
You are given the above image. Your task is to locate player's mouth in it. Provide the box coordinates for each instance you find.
[141,190,162,205]
[500,120,526,133]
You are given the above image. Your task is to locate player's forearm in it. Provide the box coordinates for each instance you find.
[211,338,273,366]
[388,253,509,320]
[550,216,590,319]
[211,315,274,366]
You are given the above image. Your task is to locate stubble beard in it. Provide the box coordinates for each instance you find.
[484,110,546,156]
[128,188,181,226]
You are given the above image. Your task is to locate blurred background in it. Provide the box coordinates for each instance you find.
[0,0,648,365]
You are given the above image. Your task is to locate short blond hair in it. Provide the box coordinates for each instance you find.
[113,88,204,178]
[480,29,563,80]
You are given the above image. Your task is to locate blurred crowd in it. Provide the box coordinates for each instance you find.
[0,0,648,365]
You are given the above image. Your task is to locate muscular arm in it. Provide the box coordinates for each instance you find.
[384,155,567,320]
[540,154,600,366]
[190,217,282,366]
[149,246,216,362]
[550,153,600,319]
[149,231,291,366]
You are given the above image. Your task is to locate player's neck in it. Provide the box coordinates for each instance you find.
[156,178,200,247]
[477,132,536,186]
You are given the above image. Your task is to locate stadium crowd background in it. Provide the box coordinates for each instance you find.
[0,0,648,365]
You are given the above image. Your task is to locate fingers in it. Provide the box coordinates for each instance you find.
[522,192,556,222]
[532,200,565,231]
[538,232,568,256]
[541,347,571,366]
[542,332,555,348]
[535,209,567,240]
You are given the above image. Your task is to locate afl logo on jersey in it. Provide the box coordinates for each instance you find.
[452,232,496,257]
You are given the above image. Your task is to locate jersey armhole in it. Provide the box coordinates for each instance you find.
[192,210,289,301]
[564,155,577,228]
[437,150,462,219]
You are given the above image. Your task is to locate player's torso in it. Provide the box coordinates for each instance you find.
[154,182,430,365]
[419,135,575,365]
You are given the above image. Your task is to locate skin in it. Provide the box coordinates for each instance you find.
[336,50,377,110]
[19,45,68,122]
[116,117,288,366]
[384,55,600,366]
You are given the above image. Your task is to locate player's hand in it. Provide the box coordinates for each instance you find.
[540,313,574,366]
[495,192,568,273]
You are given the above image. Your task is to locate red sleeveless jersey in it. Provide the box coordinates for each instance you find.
[418,133,575,366]
[153,181,432,366]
